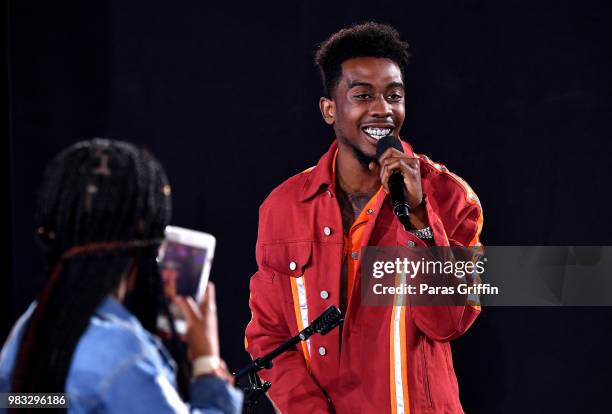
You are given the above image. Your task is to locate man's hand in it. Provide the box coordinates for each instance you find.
[369,148,428,229]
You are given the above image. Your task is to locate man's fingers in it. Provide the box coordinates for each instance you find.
[379,157,423,207]
[381,157,419,172]
[378,147,404,163]
[381,159,413,182]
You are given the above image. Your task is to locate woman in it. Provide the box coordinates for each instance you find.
[0,139,242,413]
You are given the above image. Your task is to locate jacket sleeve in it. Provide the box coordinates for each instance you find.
[98,354,242,414]
[408,186,484,342]
[244,205,331,414]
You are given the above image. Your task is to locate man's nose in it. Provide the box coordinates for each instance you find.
[369,94,392,117]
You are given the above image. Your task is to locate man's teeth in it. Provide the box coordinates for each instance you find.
[364,127,391,139]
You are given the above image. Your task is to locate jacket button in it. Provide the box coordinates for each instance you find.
[326,190,333,197]
[320,290,329,299]
[351,251,359,260]
[366,208,373,215]
[407,240,416,248]
[289,261,297,271]
[318,346,327,356]
[323,226,332,236]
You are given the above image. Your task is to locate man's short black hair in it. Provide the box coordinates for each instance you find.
[315,22,410,97]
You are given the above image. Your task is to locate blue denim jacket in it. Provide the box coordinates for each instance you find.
[0,298,242,413]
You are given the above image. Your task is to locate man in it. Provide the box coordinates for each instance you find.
[245,23,483,413]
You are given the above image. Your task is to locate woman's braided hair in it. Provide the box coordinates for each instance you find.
[11,139,190,405]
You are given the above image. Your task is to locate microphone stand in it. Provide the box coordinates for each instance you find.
[233,306,343,414]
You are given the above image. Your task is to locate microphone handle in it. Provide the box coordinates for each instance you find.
[388,171,411,230]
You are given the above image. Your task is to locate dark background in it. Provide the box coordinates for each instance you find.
[4,1,612,412]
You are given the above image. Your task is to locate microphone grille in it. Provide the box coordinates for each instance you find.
[376,135,404,159]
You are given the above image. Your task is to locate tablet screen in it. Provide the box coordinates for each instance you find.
[159,240,208,300]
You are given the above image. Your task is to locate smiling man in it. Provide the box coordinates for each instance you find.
[245,23,483,413]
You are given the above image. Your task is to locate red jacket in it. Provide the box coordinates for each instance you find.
[245,140,483,413]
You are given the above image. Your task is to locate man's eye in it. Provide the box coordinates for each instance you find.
[355,94,371,100]
[387,93,403,101]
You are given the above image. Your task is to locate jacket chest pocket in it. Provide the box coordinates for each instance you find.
[262,241,313,278]
[261,242,314,331]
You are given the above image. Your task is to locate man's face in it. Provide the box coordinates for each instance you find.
[320,57,405,167]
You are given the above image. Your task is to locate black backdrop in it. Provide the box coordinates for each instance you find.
[4,1,612,412]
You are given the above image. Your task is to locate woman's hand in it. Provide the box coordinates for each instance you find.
[173,282,234,382]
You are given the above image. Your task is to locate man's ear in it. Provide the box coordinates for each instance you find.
[319,97,335,125]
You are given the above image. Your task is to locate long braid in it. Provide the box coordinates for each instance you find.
[11,139,189,409]
[122,146,191,397]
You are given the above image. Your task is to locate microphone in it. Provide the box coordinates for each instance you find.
[234,306,343,379]
[376,135,412,230]
[299,306,343,339]
[233,306,343,413]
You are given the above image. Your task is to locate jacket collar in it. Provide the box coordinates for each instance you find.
[300,138,415,202]
[299,141,337,202]
[97,296,138,323]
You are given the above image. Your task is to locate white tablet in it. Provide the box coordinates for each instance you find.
[157,225,216,334]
